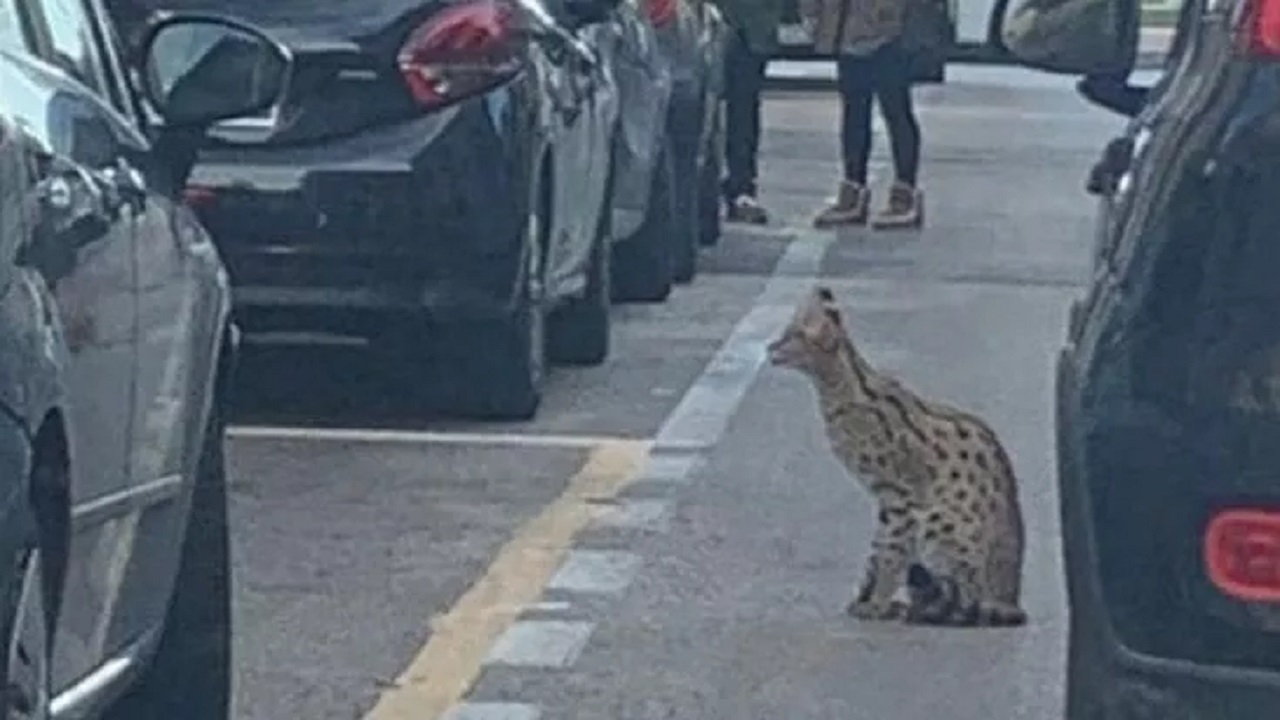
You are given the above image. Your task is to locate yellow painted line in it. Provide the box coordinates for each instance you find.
[227,425,638,450]
[361,439,650,720]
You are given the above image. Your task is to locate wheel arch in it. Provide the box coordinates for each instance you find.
[29,410,70,632]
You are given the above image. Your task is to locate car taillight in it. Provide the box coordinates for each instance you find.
[183,185,217,209]
[398,0,526,111]
[1205,508,1280,602]
[1245,0,1280,57]
[645,0,677,28]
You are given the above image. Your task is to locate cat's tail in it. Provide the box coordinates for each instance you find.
[905,563,1028,628]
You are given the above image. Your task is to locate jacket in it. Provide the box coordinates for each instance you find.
[715,0,786,54]
[800,0,903,56]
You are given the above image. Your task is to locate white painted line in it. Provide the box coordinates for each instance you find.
[547,550,642,595]
[525,600,573,613]
[442,702,542,720]
[226,425,638,450]
[485,620,595,668]
[718,223,806,240]
[636,452,703,484]
[592,499,672,534]
[653,232,833,452]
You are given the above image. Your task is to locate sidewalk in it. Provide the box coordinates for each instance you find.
[767,26,1175,90]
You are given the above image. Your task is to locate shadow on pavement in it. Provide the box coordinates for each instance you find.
[229,341,447,428]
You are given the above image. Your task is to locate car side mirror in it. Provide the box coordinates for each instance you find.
[987,0,1140,76]
[138,15,291,129]
[564,0,620,27]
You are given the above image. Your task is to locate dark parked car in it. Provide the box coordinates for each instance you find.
[0,4,291,718]
[124,0,624,421]
[992,0,1280,714]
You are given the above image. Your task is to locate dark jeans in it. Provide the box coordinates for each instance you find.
[836,42,921,186]
[722,30,768,200]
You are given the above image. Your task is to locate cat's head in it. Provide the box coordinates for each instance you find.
[767,285,846,374]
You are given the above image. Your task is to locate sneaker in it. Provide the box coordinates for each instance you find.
[813,180,870,228]
[726,194,769,224]
[871,182,924,229]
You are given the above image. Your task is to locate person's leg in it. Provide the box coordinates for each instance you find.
[871,43,924,228]
[722,30,769,223]
[814,54,874,228]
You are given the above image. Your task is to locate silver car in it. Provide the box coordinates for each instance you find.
[0,3,291,717]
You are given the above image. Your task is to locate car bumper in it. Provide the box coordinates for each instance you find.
[1093,647,1280,715]
[1057,347,1280,717]
[187,89,531,336]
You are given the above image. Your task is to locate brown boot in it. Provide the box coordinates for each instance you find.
[813,180,870,228]
[871,182,924,229]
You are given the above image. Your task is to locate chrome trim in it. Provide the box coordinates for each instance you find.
[48,629,157,720]
[70,474,185,531]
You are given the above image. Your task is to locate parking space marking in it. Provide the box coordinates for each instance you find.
[442,703,542,720]
[228,425,634,449]
[484,620,596,668]
[361,440,647,720]
[547,550,643,594]
[634,451,704,484]
[591,498,673,533]
[654,233,831,452]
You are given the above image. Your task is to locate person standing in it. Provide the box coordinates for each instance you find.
[806,0,925,229]
[716,0,785,224]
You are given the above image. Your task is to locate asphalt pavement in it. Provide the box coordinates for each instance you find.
[224,64,1128,720]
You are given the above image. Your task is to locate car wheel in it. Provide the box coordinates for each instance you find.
[670,128,700,285]
[548,147,614,367]
[612,138,675,304]
[699,103,724,248]
[104,399,232,720]
[439,203,548,421]
[1,515,49,720]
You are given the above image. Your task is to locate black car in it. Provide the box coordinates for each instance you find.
[992,0,1280,714]
[118,0,625,421]
[0,3,292,718]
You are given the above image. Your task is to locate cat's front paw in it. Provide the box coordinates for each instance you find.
[845,598,908,622]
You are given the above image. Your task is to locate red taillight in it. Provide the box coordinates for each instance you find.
[1205,509,1280,602]
[645,0,677,27]
[398,0,526,110]
[1246,0,1280,56]
[183,185,217,209]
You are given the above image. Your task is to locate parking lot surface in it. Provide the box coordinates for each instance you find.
[225,65,1126,719]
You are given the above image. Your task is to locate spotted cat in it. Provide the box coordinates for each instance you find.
[767,286,1027,627]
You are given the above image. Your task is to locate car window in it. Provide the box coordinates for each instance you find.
[34,0,110,94]
[0,0,26,52]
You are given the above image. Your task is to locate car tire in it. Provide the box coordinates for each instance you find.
[1,501,50,720]
[612,138,675,304]
[548,143,615,367]
[439,207,548,421]
[105,398,232,720]
[698,102,724,248]
[670,129,700,285]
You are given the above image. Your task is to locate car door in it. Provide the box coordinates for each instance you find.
[105,0,231,652]
[6,0,144,692]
